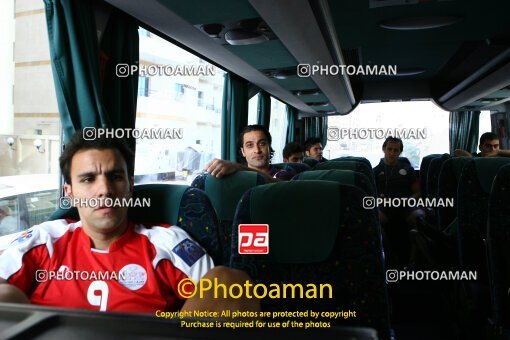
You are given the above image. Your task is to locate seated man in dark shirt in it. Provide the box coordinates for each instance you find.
[304,137,328,163]
[454,132,510,158]
[373,136,424,228]
[373,137,425,267]
[205,125,294,181]
[282,142,304,163]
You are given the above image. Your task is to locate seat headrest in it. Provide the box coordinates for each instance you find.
[246,181,341,263]
[205,171,262,220]
[473,158,510,193]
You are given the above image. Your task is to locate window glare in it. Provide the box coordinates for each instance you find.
[247,94,258,125]
[268,98,288,164]
[324,101,449,168]
[478,111,491,140]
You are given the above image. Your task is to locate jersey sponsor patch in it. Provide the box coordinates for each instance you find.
[12,229,33,244]
[172,238,205,266]
[118,264,147,291]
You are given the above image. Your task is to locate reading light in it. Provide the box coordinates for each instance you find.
[308,102,330,107]
[201,23,224,39]
[33,139,45,153]
[225,29,268,45]
[295,89,322,96]
[379,16,462,30]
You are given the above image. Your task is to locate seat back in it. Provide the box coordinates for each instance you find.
[426,154,451,200]
[330,156,372,168]
[436,157,470,230]
[457,158,510,275]
[293,169,375,196]
[487,164,510,328]
[419,154,441,199]
[303,157,319,168]
[191,171,266,263]
[314,160,376,193]
[48,184,222,264]
[270,162,311,174]
[230,181,390,339]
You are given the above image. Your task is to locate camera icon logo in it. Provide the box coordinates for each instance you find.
[362,197,376,209]
[386,270,399,283]
[59,197,72,210]
[116,63,131,77]
[82,127,96,141]
[297,64,311,77]
[327,127,340,141]
[35,270,48,282]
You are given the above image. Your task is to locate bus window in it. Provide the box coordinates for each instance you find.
[24,189,58,227]
[0,1,60,236]
[0,197,19,236]
[268,97,288,163]
[478,110,492,139]
[324,101,449,168]
[134,28,225,185]
[247,94,258,125]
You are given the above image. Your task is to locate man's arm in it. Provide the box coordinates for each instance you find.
[205,159,280,182]
[0,279,30,303]
[205,159,247,178]
[454,149,473,157]
[497,149,510,157]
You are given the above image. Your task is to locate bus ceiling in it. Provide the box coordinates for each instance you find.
[104,0,510,116]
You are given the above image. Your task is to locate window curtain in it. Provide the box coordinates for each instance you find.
[256,91,271,130]
[221,73,249,161]
[449,110,480,154]
[44,0,139,146]
[304,116,328,148]
[285,105,297,143]
[99,8,139,141]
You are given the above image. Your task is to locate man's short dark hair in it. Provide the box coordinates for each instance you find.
[283,142,304,159]
[382,136,404,152]
[60,129,135,184]
[479,132,498,145]
[237,125,274,163]
[304,137,322,152]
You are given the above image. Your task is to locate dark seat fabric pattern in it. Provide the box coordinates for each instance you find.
[230,181,390,339]
[314,160,376,194]
[487,164,510,331]
[293,169,375,196]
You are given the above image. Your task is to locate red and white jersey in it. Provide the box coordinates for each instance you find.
[0,220,214,313]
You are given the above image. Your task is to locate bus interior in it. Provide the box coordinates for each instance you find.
[1,0,510,339]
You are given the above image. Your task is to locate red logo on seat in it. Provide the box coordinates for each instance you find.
[238,224,269,254]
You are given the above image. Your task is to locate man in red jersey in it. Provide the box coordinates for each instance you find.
[0,130,258,314]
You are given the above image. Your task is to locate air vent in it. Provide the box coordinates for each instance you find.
[307,102,330,107]
[294,89,322,96]
[261,67,297,79]
[379,16,462,30]
[197,18,276,45]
